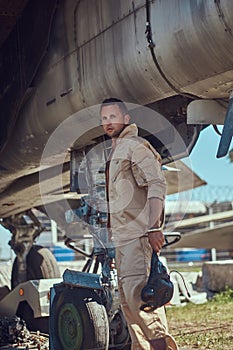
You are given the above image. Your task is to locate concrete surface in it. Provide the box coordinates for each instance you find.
[202,259,233,292]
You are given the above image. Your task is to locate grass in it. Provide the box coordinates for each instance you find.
[166,288,233,350]
[168,262,203,273]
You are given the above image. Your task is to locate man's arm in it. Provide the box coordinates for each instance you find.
[148,197,165,252]
[131,143,166,252]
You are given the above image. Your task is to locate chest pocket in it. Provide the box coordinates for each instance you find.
[110,159,132,183]
[131,162,147,187]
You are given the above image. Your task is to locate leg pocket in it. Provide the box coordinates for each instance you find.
[116,239,148,279]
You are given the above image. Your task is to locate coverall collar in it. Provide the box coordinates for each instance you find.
[117,123,138,140]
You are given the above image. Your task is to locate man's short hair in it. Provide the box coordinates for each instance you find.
[100,97,128,116]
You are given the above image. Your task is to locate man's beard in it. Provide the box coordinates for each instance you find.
[111,124,128,138]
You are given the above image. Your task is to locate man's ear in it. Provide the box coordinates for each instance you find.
[124,114,131,124]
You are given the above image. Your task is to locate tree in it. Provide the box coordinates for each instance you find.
[228,149,233,163]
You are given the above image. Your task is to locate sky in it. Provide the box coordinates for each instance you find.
[182,124,233,202]
[0,225,12,260]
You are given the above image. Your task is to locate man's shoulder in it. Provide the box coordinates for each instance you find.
[130,136,162,162]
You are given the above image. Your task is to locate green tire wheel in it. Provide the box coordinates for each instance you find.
[50,287,109,350]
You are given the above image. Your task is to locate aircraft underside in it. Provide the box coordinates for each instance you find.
[0,0,233,272]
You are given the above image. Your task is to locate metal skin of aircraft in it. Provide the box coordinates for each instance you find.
[1,0,233,222]
[1,1,233,347]
[0,0,232,278]
[166,210,233,249]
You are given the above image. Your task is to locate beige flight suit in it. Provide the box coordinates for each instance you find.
[107,124,179,349]
[116,237,178,350]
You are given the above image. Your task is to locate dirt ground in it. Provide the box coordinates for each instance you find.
[167,298,233,350]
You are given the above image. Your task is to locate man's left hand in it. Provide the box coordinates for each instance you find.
[148,230,165,252]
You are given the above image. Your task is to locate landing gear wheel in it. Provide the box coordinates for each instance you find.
[110,311,131,349]
[50,287,109,350]
[11,245,61,333]
[11,245,61,289]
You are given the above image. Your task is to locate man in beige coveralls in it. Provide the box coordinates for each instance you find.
[100,98,178,350]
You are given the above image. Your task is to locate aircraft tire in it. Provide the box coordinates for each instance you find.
[110,310,131,349]
[11,245,60,333]
[50,287,109,350]
[11,244,61,289]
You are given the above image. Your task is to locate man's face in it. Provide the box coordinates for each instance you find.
[101,104,130,138]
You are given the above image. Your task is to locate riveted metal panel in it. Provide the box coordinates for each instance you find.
[151,0,233,97]
[74,0,170,105]
[1,0,233,218]
[75,0,135,47]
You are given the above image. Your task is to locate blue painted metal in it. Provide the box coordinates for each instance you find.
[63,269,103,290]
[217,95,233,158]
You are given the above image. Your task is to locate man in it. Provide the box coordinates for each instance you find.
[100,98,178,350]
